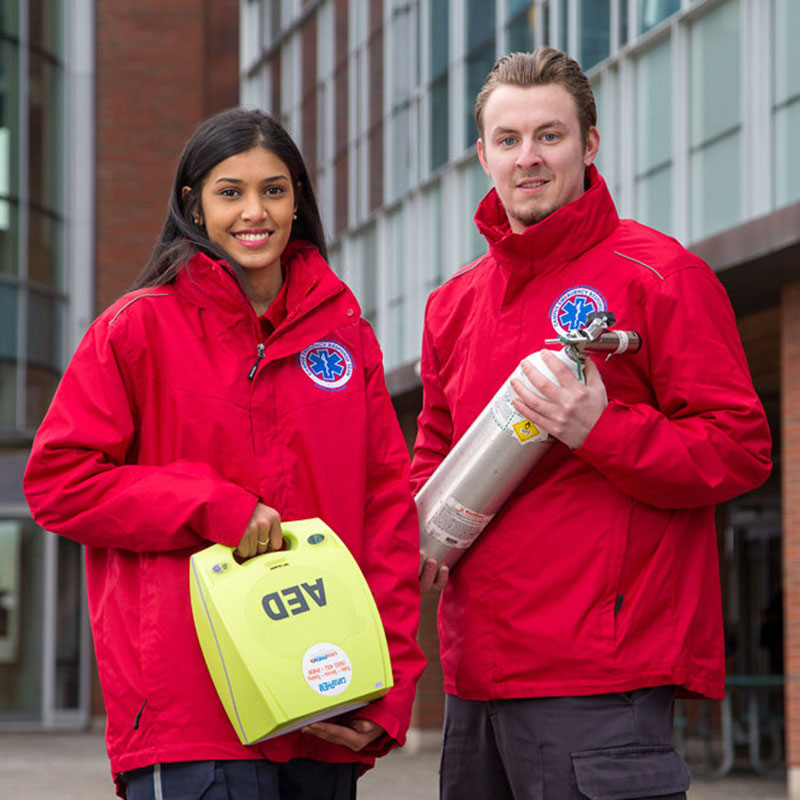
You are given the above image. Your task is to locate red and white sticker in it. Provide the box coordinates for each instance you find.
[302,643,353,697]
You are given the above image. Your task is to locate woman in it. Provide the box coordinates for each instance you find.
[23,108,425,800]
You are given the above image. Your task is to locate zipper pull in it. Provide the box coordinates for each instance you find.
[248,343,266,380]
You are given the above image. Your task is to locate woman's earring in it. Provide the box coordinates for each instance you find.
[194,216,202,226]
[293,213,297,220]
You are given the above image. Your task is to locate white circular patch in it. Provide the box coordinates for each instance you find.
[298,340,355,391]
[548,286,607,336]
[302,643,353,697]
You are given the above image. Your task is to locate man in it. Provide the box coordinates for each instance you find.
[411,47,772,800]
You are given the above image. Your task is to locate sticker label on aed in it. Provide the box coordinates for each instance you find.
[303,643,353,696]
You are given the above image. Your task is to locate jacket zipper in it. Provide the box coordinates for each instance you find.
[247,343,266,380]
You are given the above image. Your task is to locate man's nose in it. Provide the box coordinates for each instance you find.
[516,140,543,170]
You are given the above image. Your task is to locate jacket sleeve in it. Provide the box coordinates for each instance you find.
[23,314,258,552]
[409,296,453,495]
[577,264,772,508]
[348,328,425,752]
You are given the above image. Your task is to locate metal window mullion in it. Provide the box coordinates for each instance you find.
[375,212,389,357]
[16,0,29,433]
[617,56,634,219]
[65,0,95,358]
[567,0,578,59]
[384,0,394,202]
[449,0,464,156]
[672,17,689,244]
[41,527,58,727]
[318,0,335,232]
[419,0,432,177]
[741,0,771,219]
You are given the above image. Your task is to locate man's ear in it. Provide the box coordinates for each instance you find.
[477,138,490,176]
[583,126,600,167]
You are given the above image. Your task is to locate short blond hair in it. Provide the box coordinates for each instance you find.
[474,47,597,145]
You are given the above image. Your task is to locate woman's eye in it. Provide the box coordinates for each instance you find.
[219,188,239,198]
[265,185,285,196]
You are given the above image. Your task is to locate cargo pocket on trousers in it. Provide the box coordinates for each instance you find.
[571,744,690,800]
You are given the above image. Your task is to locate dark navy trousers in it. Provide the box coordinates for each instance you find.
[124,758,357,800]
[440,687,690,800]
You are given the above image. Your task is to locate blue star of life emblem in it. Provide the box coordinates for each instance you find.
[307,349,345,381]
[549,286,607,336]
[299,340,355,391]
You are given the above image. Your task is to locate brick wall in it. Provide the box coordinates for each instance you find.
[783,280,800,776]
[94,0,239,314]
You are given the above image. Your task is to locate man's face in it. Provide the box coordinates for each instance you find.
[477,83,599,233]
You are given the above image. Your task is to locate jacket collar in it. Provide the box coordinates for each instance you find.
[474,165,619,275]
[176,240,352,328]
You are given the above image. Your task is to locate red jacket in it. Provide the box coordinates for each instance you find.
[411,167,771,702]
[24,242,424,788]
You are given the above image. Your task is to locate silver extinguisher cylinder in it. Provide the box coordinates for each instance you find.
[417,348,580,573]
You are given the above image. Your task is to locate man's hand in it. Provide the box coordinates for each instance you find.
[510,351,608,450]
[234,502,282,559]
[301,718,385,752]
[420,555,449,591]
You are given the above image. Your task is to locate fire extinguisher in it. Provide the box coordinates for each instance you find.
[416,312,641,575]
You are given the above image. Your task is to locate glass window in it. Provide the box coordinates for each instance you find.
[423,181,444,289]
[581,0,610,69]
[358,222,377,328]
[389,3,415,201]
[55,537,83,710]
[1,36,21,278]
[429,0,449,171]
[385,206,406,367]
[773,0,800,207]
[634,37,672,233]
[0,282,17,363]
[640,0,681,35]
[506,2,535,54]
[465,0,496,147]
[460,156,491,262]
[25,289,65,428]
[0,520,45,720]
[28,0,64,58]
[689,0,741,240]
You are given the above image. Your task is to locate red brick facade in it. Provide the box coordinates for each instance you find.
[94,0,239,314]
[783,281,800,775]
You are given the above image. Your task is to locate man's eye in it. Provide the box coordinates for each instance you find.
[542,132,558,142]
[500,137,516,147]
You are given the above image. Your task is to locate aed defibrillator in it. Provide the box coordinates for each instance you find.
[190,518,393,745]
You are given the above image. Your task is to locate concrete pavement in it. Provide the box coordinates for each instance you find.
[0,730,789,799]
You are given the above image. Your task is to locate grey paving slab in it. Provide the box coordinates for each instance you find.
[0,731,789,799]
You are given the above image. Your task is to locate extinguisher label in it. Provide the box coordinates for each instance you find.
[427,497,494,549]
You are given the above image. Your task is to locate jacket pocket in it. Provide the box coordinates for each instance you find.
[571,744,689,800]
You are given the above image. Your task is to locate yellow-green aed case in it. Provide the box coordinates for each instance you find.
[190,518,393,745]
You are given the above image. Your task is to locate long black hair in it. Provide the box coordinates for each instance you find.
[132,107,327,290]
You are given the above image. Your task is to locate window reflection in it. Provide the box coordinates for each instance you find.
[465,0,496,147]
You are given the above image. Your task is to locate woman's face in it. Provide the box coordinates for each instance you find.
[196,146,297,291]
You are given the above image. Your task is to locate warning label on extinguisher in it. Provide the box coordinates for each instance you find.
[427,497,494,549]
